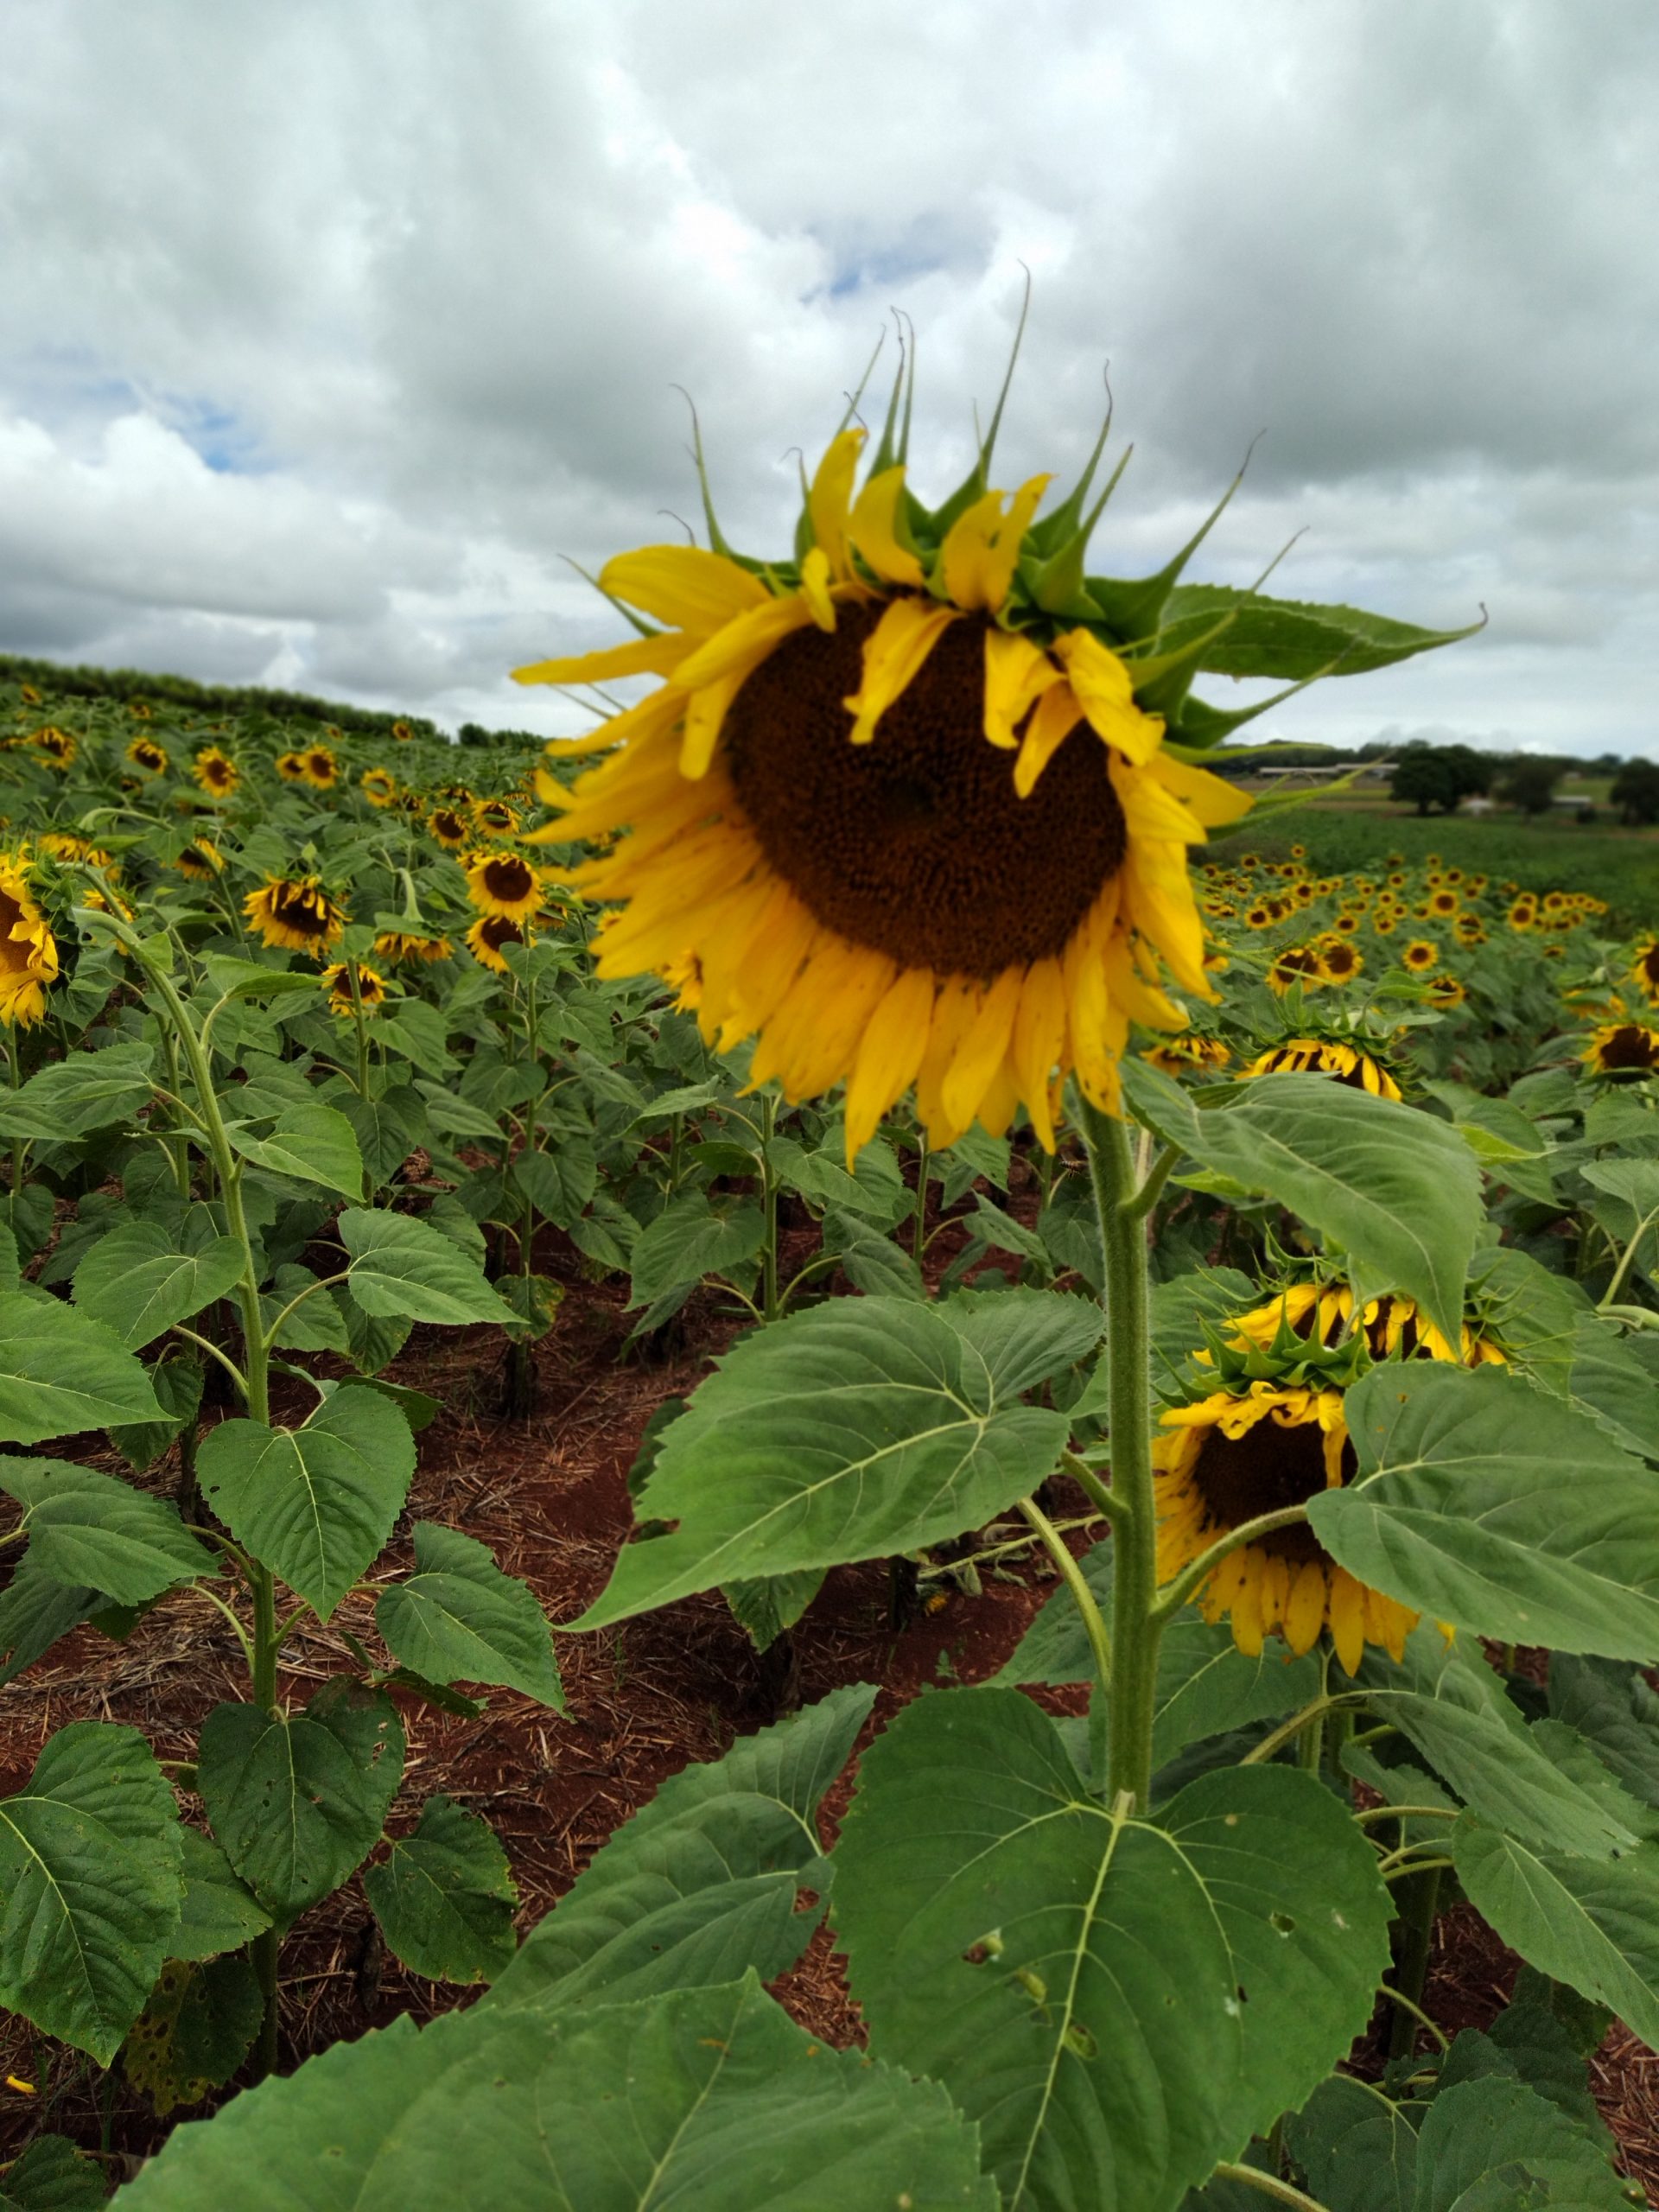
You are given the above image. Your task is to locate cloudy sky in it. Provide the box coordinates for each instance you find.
[3,1,1656,758]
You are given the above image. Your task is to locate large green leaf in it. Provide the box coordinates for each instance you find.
[1548,1656,1659,1813]
[340,1206,510,1326]
[0,2133,108,2212]
[0,1556,94,1686]
[376,1522,563,1706]
[124,1955,264,2119]
[834,1688,1391,2212]
[488,1683,875,2015]
[575,1290,1101,1630]
[0,1292,164,1445]
[1157,584,1478,684]
[172,1828,270,1963]
[226,1103,365,1199]
[198,1680,404,1917]
[512,1139,598,1230]
[114,1974,997,2212]
[71,1219,247,1350]
[1121,1064,1479,1344]
[198,1389,415,1623]
[1312,1364,1659,1661]
[1409,2075,1628,2211]
[626,1190,765,1308]
[1283,2075,1418,2212]
[0,1044,156,1141]
[0,1721,181,2064]
[0,1456,213,1605]
[363,1795,518,1985]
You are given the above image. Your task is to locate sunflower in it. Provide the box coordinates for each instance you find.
[244,876,347,956]
[127,736,168,774]
[1316,939,1363,985]
[1372,915,1398,938]
[464,849,543,923]
[1583,1022,1659,1078]
[1425,976,1467,1011]
[300,747,339,791]
[466,912,526,973]
[391,720,414,742]
[1330,911,1360,936]
[473,798,520,837]
[1507,899,1535,931]
[359,767,397,810]
[428,806,470,850]
[1452,915,1485,947]
[373,927,453,964]
[1427,889,1459,918]
[276,751,310,783]
[1630,939,1659,1007]
[194,747,238,798]
[129,699,152,720]
[1288,842,1306,860]
[27,727,75,769]
[1268,945,1325,995]
[1243,1039,1402,1100]
[321,962,389,1015]
[18,683,41,706]
[1243,904,1274,930]
[1225,1280,1506,1370]
[1402,940,1439,973]
[36,832,113,868]
[1141,1033,1230,1077]
[174,837,225,880]
[0,858,59,1027]
[512,398,1251,1155]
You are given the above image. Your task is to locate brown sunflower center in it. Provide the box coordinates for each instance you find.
[480,916,523,950]
[1600,1025,1659,1072]
[484,857,534,903]
[721,603,1128,976]
[272,886,332,937]
[0,893,29,977]
[1191,1411,1355,1566]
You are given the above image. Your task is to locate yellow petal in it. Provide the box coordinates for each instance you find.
[915,978,980,1146]
[1012,957,1066,1152]
[1052,630,1164,766]
[673,592,817,695]
[1014,683,1084,798]
[1146,750,1255,830]
[1328,1570,1367,1676]
[1230,1554,1265,1657]
[809,428,864,582]
[984,630,1063,753]
[975,1049,1022,1139]
[842,597,957,746]
[600,545,767,634]
[679,668,748,779]
[513,633,695,687]
[1284,1561,1328,1656]
[845,967,936,1160]
[941,475,1051,613]
[943,965,1025,1130]
[798,546,837,631]
[848,464,926,589]
[979,474,1051,610]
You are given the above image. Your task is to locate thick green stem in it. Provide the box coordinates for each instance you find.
[1077,1099,1158,1809]
[912,1129,929,1270]
[760,1091,780,1322]
[1389,1862,1443,2059]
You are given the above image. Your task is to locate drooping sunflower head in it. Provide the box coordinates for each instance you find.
[301,747,339,790]
[1242,1037,1403,1101]
[1630,939,1659,1006]
[27,726,76,769]
[127,736,168,774]
[1141,1032,1230,1078]
[1267,945,1326,995]
[244,876,348,957]
[428,806,470,850]
[391,719,414,742]
[473,797,520,837]
[1452,914,1485,947]
[466,912,527,973]
[320,962,389,1015]
[276,751,310,783]
[0,857,59,1027]
[35,832,113,868]
[194,746,238,798]
[174,836,225,880]
[360,767,398,809]
[1584,1020,1659,1079]
[373,927,453,964]
[18,683,41,706]
[464,849,542,921]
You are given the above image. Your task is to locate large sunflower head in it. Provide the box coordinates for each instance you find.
[127,735,168,775]
[464,849,543,922]
[300,746,339,791]
[373,926,453,964]
[1241,1037,1403,1101]
[466,912,527,974]
[194,746,238,798]
[0,857,59,1027]
[473,797,520,837]
[1316,938,1363,985]
[1584,1020,1659,1079]
[428,805,470,850]
[1266,944,1325,995]
[26,726,76,769]
[244,876,348,957]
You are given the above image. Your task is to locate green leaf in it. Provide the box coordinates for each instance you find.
[1410,2075,1628,2210]
[376,1522,563,1707]
[171,1827,271,1962]
[1313,1364,1659,1661]
[113,1974,997,2212]
[198,1680,404,1917]
[259,1262,353,1355]
[724,1567,825,1652]
[326,1084,430,1190]
[0,1291,164,1444]
[124,1954,264,2118]
[0,1557,93,1686]
[0,1720,182,2064]
[575,1290,1102,1630]
[821,1210,925,1299]
[1549,1656,1659,1814]
[1148,1266,1259,1404]
[200,953,321,1001]
[1567,1315,1659,1465]
[487,1683,875,2015]
[0,2133,108,2212]
[0,1456,213,1605]
[1158,583,1480,683]
[0,1043,156,1141]
[1121,1063,1480,1344]
[340,1206,510,1327]
[1283,2075,1417,2212]
[71,1219,247,1350]
[833,1688,1392,2212]
[363,1796,518,1984]
[110,1353,204,1474]
[512,1139,597,1230]
[227,1104,365,1199]
[626,1191,765,1307]
[199,1390,414,1624]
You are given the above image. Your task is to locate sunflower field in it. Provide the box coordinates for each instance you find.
[2,362,1659,2212]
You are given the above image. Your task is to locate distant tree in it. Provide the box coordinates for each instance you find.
[1502,757,1563,816]
[1611,758,1659,825]
[1389,743,1491,816]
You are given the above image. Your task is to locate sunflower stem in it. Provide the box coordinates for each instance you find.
[1076,1095,1159,1809]
[760,1090,780,1322]
[1018,1494,1110,1694]
[1147,1503,1311,1624]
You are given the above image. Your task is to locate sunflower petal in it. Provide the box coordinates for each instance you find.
[943,964,1025,1129]
[1012,957,1066,1152]
[845,967,936,1160]
[673,592,818,696]
[941,475,1051,612]
[842,597,957,746]
[1052,629,1164,765]
[1146,750,1255,829]
[848,464,926,589]
[513,633,696,687]
[1014,683,1085,797]
[984,630,1062,753]
[798,546,837,631]
[808,429,864,582]
[600,546,768,633]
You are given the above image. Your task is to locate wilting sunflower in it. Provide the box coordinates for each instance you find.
[373,927,453,964]
[27,727,75,769]
[360,767,398,809]
[1452,915,1485,947]
[276,750,310,783]
[174,837,225,880]
[300,747,339,791]
[1425,976,1467,1011]
[1243,1038,1402,1100]
[1317,939,1363,985]
[0,857,59,1027]
[428,805,470,850]
[391,720,414,742]
[1402,940,1439,973]
[36,832,113,868]
[194,746,238,798]
[1583,1021,1659,1079]
[1141,1033,1230,1077]
[19,683,41,706]
[321,962,389,1015]
[127,736,168,774]
[1267,945,1325,995]
[244,876,347,956]
[464,849,543,923]
[467,912,526,973]
[513,407,1254,1154]
[473,797,520,837]
[1630,939,1659,1007]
